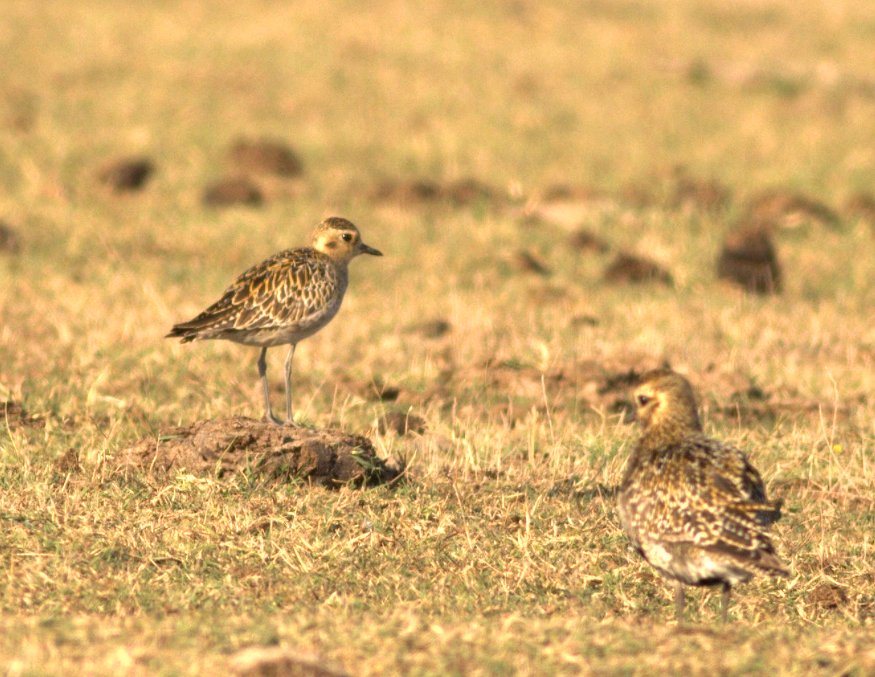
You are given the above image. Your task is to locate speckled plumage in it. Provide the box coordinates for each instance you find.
[167,217,382,424]
[617,369,788,622]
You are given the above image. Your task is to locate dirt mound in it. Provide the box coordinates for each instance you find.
[603,252,673,286]
[745,189,839,230]
[116,417,402,487]
[717,226,782,294]
[567,227,610,253]
[0,221,21,253]
[97,156,154,191]
[230,646,349,677]
[228,138,303,177]
[1,400,44,429]
[202,176,264,207]
[368,176,500,207]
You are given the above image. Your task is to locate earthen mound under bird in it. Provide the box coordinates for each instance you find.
[167,216,382,425]
[617,368,789,622]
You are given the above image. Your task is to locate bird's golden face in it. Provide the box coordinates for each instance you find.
[628,369,702,434]
[312,218,383,262]
[631,381,666,430]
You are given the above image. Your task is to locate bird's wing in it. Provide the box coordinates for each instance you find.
[170,249,340,336]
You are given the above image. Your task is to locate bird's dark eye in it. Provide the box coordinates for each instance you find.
[341,233,353,242]
[637,394,650,406]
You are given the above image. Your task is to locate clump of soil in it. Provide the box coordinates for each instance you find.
[116,417,402,487]
[717,227,782,294]
[511,249,551,276]
[404,318,452,338]
[97,156,154,191]
[670,173,731,212]
[230,646,350,677]
[567,227,610,253]
[0,401,44,429]
[203,176,264,207]
[745,189,839,230]
[378,411,427,436]
[807,583,849,612]
[0,221,21,253]
[540,183,604,202]
[228,138,303,177]
[368,176,500,207]
[603,253,673,285]
[844,192,875,224]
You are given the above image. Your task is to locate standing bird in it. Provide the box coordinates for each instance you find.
[167,217,382,425]
[617,369,789,622]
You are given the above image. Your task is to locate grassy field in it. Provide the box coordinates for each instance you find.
[1,0,875,674]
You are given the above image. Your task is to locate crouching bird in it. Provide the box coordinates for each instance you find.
[617,368,789,622]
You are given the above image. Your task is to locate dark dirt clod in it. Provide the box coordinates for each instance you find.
[512,249,551,276]
[540,183,604,202]
[368,177,499,207]
[567,228,610,253]
[229,138,303,177]
[603,253,673,285]
[378,411,427,436]
[116,417,402,487]
[717,227,782,294]
[202,177,264,207]
[97,156,154,191]
[844,192,875,224]
[54,447,80,474]
[1,401,44,429]
[0,222,21,253]
[671,174,731,212]
[368,178,442,205]
[230,646,350,677]
[807,583,849,611]
[745,189,840,229]
[405,319,452,338]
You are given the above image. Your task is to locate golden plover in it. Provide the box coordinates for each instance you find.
[617,369,788,622]
[167,216,382,425]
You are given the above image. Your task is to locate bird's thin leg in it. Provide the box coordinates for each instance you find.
[284,343,298,426]
[257,347,283,425]
[675,582,686,623]
[720,582,732,623]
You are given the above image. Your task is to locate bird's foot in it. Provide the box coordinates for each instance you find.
[264,412,285,426]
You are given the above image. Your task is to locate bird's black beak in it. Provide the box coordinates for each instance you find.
[358,242,383,256]
[622,406,637,425]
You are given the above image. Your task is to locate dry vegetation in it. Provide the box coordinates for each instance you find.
[1,0,875,674]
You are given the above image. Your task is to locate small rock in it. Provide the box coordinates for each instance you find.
[229,138,303,177]
[97,156,154,191]
[203,176,263,207]
[717,227,782,294]
[603,253,672,285]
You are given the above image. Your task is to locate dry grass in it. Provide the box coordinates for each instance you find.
[1,0,875,674]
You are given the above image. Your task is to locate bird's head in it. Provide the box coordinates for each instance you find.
[311,217,383,263]
[628,368,702,442]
